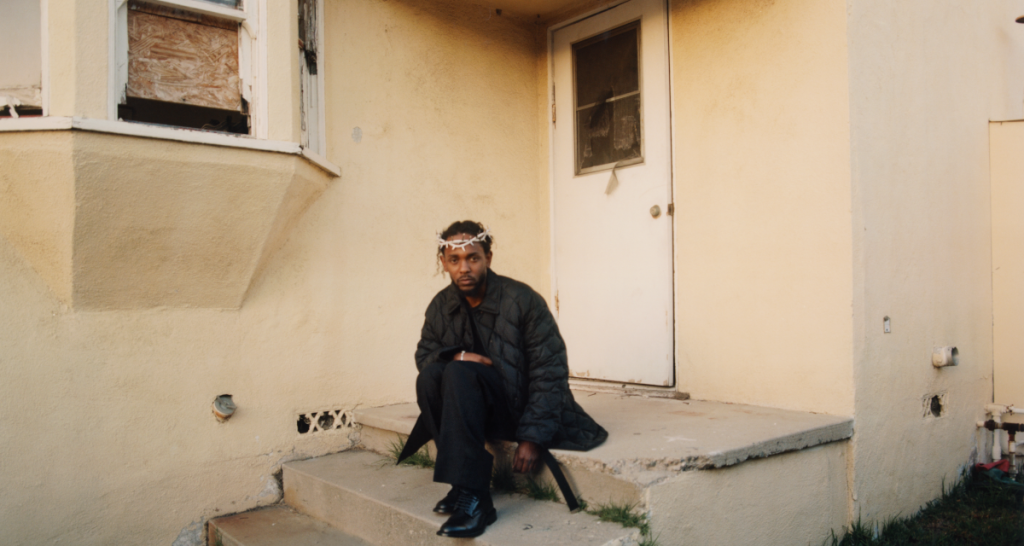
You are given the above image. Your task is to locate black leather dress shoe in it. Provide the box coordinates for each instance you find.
[433,486,460,514]
[436,489,497,538]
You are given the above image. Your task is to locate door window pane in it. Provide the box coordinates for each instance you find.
[573,21,642,173]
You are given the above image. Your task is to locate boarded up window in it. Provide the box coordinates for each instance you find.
[126,1,241,113]
[1,0,42,116]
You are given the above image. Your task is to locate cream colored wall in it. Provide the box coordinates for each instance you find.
[266,0,302,143]
[669,0,854,416]
[846,0,1024,523]
[48,0,108,118]
[323,0,550,296]
[0,1,549,544]
[0,131,75,303]
[991,121,1024,408]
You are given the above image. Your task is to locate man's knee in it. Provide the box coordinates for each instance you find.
[417,360,447,398]
[441,360,481,391]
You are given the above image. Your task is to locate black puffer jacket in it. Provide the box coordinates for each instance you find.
[415,269,607,450]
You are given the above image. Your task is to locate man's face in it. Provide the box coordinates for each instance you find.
[442,234,492,297]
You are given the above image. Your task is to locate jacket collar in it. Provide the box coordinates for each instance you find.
[443,269,501,315]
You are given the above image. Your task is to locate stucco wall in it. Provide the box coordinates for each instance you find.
[0,0,548,544]
[846,0,1024,523]
[649,443,848,546]
[991,120,1024,408]
[669,0,855,416]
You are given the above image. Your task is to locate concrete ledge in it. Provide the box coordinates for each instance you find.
[352,392,853,489]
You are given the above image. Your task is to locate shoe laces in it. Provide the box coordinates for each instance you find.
[454,490,481,514]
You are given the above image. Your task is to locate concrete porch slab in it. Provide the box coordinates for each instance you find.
[352,392,853,488]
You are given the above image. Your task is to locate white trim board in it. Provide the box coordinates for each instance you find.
[0,117,341,177]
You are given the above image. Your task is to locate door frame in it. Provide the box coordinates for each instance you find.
[545,0,678,388]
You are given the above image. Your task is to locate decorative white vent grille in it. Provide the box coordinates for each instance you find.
[297,409,351,434]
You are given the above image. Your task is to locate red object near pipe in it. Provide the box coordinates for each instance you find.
[976,459,1011,472]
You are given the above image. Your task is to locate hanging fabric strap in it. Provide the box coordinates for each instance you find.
[541,449,581,512]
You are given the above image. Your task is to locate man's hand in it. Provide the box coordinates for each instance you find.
[513,440,542,473]
[458,352,492,365]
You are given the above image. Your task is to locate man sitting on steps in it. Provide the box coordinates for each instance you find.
[399,220,608,538]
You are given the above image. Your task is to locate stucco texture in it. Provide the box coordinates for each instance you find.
[846,0,1024,523]
[669,0,854,416]
[648,443,848,546]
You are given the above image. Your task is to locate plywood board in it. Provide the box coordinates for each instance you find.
[127,9,241,112]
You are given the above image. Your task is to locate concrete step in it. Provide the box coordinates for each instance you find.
[282,449,641,546]
[208,505,373,546]
[353,392,854,509]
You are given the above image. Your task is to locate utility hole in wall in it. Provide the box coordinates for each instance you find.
[297,409,351,434]
[923,392,947,418]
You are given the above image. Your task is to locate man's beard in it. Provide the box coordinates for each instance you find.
[454,275,486,299]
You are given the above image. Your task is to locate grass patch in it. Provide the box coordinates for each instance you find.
[385,435,434,469]
[588,501,651,536]
[522,477,560,502]
[487,459,559,501]
[584,500,658,545]
[825,469,1024,546]
[490,460,518,493]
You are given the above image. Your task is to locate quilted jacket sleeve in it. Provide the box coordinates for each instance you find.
[515,289,568,447]
[414,297,462,372]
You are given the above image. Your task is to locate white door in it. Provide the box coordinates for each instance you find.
[552,0,674,386]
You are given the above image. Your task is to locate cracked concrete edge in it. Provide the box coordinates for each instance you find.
[549,419,854,483]
[695,419,854,469]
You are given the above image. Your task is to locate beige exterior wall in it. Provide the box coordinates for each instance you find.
[990,120,1024,408]
[47,0,108,118]
[0,0,549,544]
[846,0,1024,523]
[669,0,855,416]
[0,131,75,303]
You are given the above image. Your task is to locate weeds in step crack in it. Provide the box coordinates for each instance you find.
[585,500,658,546]
[384,435,434,469]
[490,460,518,493]
[522,477,560,502]
[489,460,558,501]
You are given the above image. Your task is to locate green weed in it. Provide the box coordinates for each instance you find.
[586,500,657,544]
[490,460,518,493]
[385,435,435,469]
[523,477,560,502]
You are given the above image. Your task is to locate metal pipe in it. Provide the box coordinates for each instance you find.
[978,420,1024,475]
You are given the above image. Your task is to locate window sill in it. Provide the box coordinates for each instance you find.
[133,0,247,22]
[0,116,340,178]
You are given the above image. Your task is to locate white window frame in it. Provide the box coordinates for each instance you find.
[108,0,269,139]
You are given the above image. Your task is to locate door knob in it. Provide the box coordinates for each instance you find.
[650,205,661,218]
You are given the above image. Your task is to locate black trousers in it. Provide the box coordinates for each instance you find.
[415,360,516,491]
